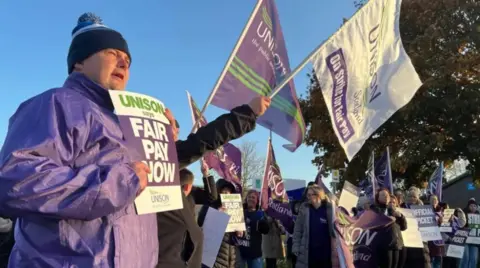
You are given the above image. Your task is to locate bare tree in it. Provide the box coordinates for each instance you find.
[239,140,264,194]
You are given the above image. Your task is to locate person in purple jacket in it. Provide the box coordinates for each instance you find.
[0,12,270,268]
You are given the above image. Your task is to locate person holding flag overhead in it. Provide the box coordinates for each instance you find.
[195,0,306,153]
[0,12,271,268]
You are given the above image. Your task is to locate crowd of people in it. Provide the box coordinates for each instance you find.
[0,11,479,268]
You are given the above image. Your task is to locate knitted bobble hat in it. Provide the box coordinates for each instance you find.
[67,12,131,74]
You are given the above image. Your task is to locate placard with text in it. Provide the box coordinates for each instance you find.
[110,91,182,214]
[220,194,246,232]
[466,214,480,244]
[410,205,442,241]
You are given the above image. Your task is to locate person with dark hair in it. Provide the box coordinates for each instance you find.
[369,188,408,268]
[197,178,240,268]
[427,195,444,268]
[401,187,431,268]
[156,168,204,267]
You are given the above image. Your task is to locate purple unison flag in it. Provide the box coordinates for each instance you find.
[427,162,444,201]
[210,0,305,152]
[365,152,376,201]
[374,148,393,193]
[109,91,182,215]
[186,91,242,190]
[261,139,294,233]
[314,168,337,202]
[335,209,395,268]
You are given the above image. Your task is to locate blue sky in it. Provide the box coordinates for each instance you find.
[0,1,356,186]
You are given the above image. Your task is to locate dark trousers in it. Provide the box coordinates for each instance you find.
[398,247,407,268]
[290,255,297,268]
[265,258,277,268]
[379,250,400,268]
[309,259,331,268]
[0,231,14,268]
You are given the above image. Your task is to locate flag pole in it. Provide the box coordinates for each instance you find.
[386,146,393,193]
[268,0,375,99]
[258,137,271,208]
[190,0,264,134]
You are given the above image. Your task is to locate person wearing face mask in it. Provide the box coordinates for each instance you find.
[459,198,479,268]
[401,187,431,268]
[236,190,270,268]
[369,189,407,268]
[292,184,336,268]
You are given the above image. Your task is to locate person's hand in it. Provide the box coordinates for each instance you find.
[201,159,209,177]
[131,162,151,195]
[248,96,271,117]
[164,108,179,141]
[392,210,402,218]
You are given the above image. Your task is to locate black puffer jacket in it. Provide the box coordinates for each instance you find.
[197,179,238,268]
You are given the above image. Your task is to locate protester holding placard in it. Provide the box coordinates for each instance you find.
[198,179,241,268]
[442,204,468,268]
[0,11,272,267]
[292,184,337,268]
[237,190,270,268]
[460,198,479,268]
[427,195,445,268]
[369,189,407,268]
[390,194,409,268]
[401,187,431,268]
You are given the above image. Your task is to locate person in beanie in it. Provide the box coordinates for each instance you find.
[0,12,270,267]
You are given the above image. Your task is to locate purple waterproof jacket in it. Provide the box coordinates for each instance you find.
[0,73,156,267]
[0,72,258,268]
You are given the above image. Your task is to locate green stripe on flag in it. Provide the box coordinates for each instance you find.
[230,60,293,114]
[232,57,297,114]
[261,6,273,30]
[227,58,305,134]
[232,57,305,133]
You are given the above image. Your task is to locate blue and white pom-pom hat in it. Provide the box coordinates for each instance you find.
[67,12,131,74]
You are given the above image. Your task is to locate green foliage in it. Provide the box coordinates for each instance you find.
[299,0,480,187]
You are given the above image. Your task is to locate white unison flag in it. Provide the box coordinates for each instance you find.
[311,0,422,160]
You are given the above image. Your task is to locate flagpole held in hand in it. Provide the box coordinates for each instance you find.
[190,0,264,134]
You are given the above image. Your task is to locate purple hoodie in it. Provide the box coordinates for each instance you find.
[0,73,157,267]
